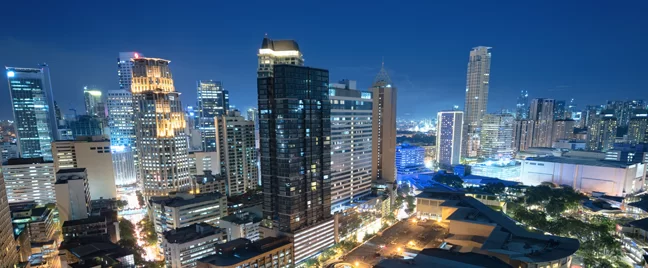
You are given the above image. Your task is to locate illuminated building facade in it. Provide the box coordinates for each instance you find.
[628,110,648,144]
[329,80,373,211]
[257,35,303,78]
[436,110,463,167]
[151,193,227,240]
[215,112,258,196]
[516,90,529,119]
[117,52,141,90]
[131,57,191,198]
[83,86,105,118]
[395,144,427,175]
[197,80,229,152]
[479,113,514,159]
[0,162,19,267]
[107,89,138,186]
[587,110,618,151]
[371,64,397,183]
[6,67,57,161]
[2,158,56,205]
[462,46,492,158]
[530,98,555,147]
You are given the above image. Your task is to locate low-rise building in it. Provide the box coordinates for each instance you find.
[151,192,227,239]
[162,223,226,268]
[220,212,261,241]
[2,158,56,205]
[62,216,109,241]
[192,170,227,195]
[59,239,135,268]
[10,204,57,243]
[197,237,293,268]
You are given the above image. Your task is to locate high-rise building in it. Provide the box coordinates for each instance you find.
[150,192,227,238]
[258,64,334,264]
[257,35,304,78]
[529,98,555,147]
[479,113,514,159]
[83,86,106,118]
[69,115,105,138]
[131,57,191,198]
[371,64,397,183]
[567,98,577,119]
[462,46,492,158]
[587,110,618,151]
[197,80,229,152]
[188,151,221,176]
[2,158,56,204]
[162,223,225,268]
[512,120,535,153]
[552,119,575,142]
[606,100,645,127]
[628,110,648,144]
[0,162,19,267]
[117,52,142,90]
[6,67,58,160]
[553,100,566,120]
[215,113,258,196]
[584,105,604,129]
[246,108,258,122]
[329,80,372,210]
[516,90,529,120]
[436,110,463,167]
[107,89,136,149]
[52,137,117,199]
[55,168,92,222]
[1,142,18,163]
[395,144,427,175]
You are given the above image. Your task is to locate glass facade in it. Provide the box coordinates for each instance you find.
[6,67,56,161]
[197,80,229,152]
[258,65,331,232]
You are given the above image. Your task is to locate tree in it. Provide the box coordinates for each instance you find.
[483,183,506,195]
[136,191,146,208]
[304,258,320,268]
[116,200,128,210]
[138,219,158,246]
[433,173,463,188]
[406,196,416,213]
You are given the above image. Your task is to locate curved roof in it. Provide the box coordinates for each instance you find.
[260,36,300,51]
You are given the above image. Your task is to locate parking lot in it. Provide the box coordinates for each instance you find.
[343,218,447,267]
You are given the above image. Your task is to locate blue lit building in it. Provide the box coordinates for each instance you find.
[197,80,229,152]
[396,144,428,175]
[6,66,58,161]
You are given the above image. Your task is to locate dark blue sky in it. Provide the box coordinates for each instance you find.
[1,0,647,120]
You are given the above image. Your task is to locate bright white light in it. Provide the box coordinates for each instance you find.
[7,71,15,77]
[111,145,126,152]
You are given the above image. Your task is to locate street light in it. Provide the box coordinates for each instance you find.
[355,261,359,267]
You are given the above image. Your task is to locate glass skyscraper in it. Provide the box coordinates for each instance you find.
[6,67,57,161]
[463,46,492,158]
[197,80,229,152]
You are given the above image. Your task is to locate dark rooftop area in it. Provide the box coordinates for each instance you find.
[163,223,223,244]
[199,237,292,266]
[419,248,513,268]
[62,216,106,227]
[151,192,223,207]
[56,168,87,174]
[6,157,51,165]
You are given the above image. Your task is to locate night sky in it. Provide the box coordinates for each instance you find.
[1,0,647,120]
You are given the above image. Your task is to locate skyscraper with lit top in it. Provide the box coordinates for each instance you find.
[462,46,492,158]
[131,57,191,198]
[371,63,397,183]
[197,80,229,152]
[257,35,304,78]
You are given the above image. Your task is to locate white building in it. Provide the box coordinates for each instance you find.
[150,192,227,239]
[55,168,92,222]
[52,137,117,199]
[329,80,373,211]
[215,113,258,196]
[520,156,646,196]
[479,113,514,159]
[162,223,225,268]
[2,158,56,205]
[220,212,261,242]
[188,151,220,176]
[436,110,463,166]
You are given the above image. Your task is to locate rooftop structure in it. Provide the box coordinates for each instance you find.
[197,237,293,268]
[375,248,513,268]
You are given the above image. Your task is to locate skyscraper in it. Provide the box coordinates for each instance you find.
[552,119,575,142]
[117,52,142,90]
[529,98,555,147]
[257,35,304,78]
[371,64,397,183]
[628,110,648,144]
[516,90,529,119]
[215,112,258,196]
[462,46,492,158]
[107,89,137,187]
[197,80,229,152]
[329,80,373,211]
[553,100,566,120]
[83,86,106,118]
[258,64,334,264]
[436,110,463,167]
[606,100,646,127]
[587,110,618,151]
[6,67,58,160]
[479,113,514,159]
[512,119,535,153]
[0,162,19,267]
[131,57,191,198]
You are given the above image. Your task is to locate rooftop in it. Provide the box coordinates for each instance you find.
[526,156,634,168]
[62,216,106,227]
[462,175,520,187]
[151,192,223,207]
[198,237,292,266]
[221,212,262,225]
[260,36,300,51]
[163,223,224,244]
[6,157,51,165]
[375,248,512,268]
[57,168,87,174]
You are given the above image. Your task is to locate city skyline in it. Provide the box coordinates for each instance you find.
[1,1,647,121]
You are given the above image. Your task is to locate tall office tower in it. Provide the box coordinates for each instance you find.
[2,158,56,204]
[55,168,92,222]
[512,120,535,153]
[552,119,575,142]
[462,46,492,157]
[566,98,577,119]
[197,80,229,152]
[479,113,514,159]
[529,98,555,147]
[329,80,373,211]
[54,101,63,122]
[628,110,648,144]
[436,110,463,167]
[247,108,258,122]
[6,67,58,160]
[608,100,647,127]
[258,65,334,264]
[107,89,138,186]
[83,86,106,117]
[215,112,258,196]
[587,110,618,151]
[257,35,304,78]
[584,105,604,129]
[69,115,105,137]
[52,137,118,199]
[131,57,191,198]
[151,192,227,236]
[516,90,529,119]
[395,144,427,175]
[0,163,19,267]
[117,52,142,89]
[553,100,566,120]
[371,64,397,183]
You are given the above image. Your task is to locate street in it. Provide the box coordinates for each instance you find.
[343,218,447,267]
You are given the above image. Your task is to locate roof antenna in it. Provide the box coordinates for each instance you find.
[382,56,385,67]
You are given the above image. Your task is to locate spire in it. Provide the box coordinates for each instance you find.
[372,60,392,87]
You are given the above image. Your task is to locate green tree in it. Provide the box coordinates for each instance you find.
[433,173,463,188]
[138,219,158,246]
[483,183,506,195]
[304,258,320,268]
[116,200,128,210]
[136,190,146,208]
[406,196,416,213]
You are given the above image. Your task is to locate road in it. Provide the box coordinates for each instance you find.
[343,218,447,267]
